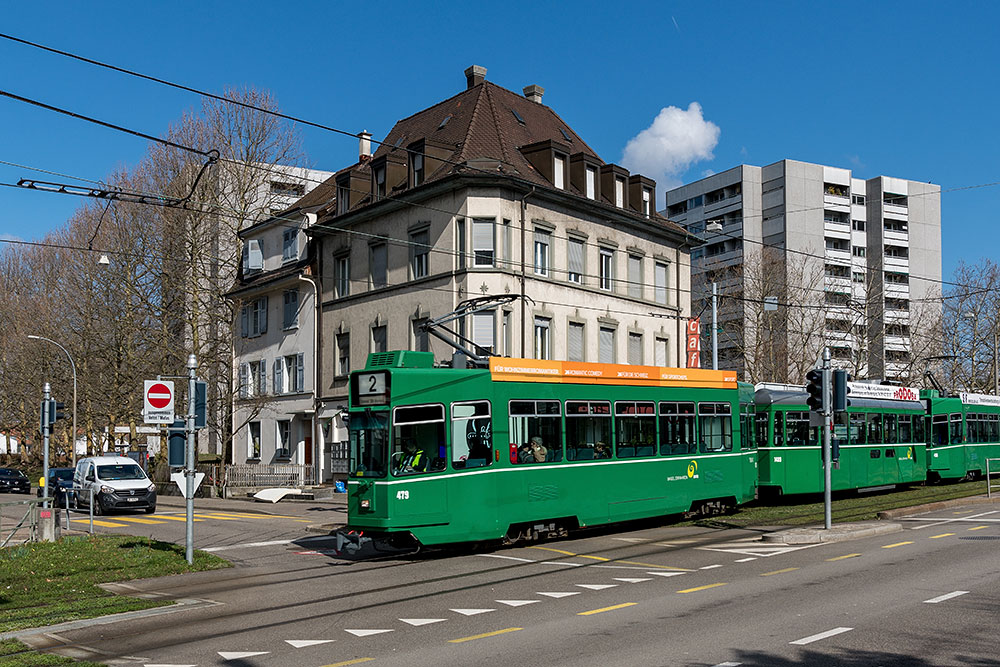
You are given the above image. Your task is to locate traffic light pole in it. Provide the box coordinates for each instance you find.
[185,354,198,566]
[42,382,51,510]
[822,347,832,530]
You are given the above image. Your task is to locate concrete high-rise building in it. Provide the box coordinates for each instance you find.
[665,160,941,383]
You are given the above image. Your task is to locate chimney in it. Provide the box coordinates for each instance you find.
[523,84,544,104]
[358,130,372,161]
[465,65,487,89]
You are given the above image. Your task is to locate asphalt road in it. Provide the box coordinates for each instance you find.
[17,501,1000,666]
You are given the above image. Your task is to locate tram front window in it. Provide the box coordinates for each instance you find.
[350,410,389,477]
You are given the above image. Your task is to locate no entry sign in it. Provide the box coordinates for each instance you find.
[144,380,175,424]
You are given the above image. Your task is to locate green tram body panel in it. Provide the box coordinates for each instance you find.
[922,391,1000,480]
[754,386,927,495]
[345,353,757,547]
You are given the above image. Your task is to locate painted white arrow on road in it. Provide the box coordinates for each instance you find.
[450,608,495,616]
[496,599,540,607]
[400,618,447,626]
[538,591,580,598]
[576,584,618,590]
[219,651,269,660]
[345,629,394,637]
[286,639,336,648]
[614,577,653,583]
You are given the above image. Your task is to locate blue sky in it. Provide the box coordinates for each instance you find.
[1,1,996,280]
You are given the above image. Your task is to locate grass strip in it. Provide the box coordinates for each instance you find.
[0,638,104,665]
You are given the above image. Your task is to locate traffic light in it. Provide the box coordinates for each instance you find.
[832,369,852,412]
[43,399,66,434]
[806,368,830,413]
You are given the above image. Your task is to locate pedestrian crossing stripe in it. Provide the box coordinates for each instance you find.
[70,519,127,528]
[113,517,166,525]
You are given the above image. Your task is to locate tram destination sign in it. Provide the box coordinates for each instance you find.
[355,371,389,405]
[960,392,1000,407]
[846,382,919,402]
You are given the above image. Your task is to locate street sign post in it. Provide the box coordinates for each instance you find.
[143,380,175,424]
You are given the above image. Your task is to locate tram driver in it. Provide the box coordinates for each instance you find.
[396,439,427,474]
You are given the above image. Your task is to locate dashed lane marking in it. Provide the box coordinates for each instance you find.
[477,554,536,563]
[527,545,690,571]
[699,539,818,558]
[321,659,374,667]
[219,651,269,660]
[699,564,723,570]
[924,591,969,604]
[713,662,742,667]
[400,618,447,626]
[882,541,914,549]
[578,602,637,616]
[969,526,988,531]
[344,629,393,637]
[529,546,579,557]
[930,533,955,539]
[448,627,522,643]
[826,553,861,561]
[287,639,336,648]
[612,537,649,543]
[761,567,799,577]
[790,627,853,645]
[734,557,757,562]
[646,571,686,578]
[678,583,727,594]
[539,561,583,567]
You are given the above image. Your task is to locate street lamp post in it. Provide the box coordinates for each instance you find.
[27,335,78,468]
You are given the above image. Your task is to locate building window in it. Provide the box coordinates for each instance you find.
[654,261,669,305]
[243,239,263,274]
[599,248,614,291]
[567,237,585,283]
[852,194,866,205]
[628,332,643,365]
[336,333,350,376]
[585,166,597,199]
[568,322,585,362]
[852,246,867,258]
[502,311,512,357]
[456,218,466,269]
[553,154,566,190]
[472,219,495,266]
[502,219,512,269]
[852,219,866,231]
[627,254,642,298]
[337,184,350,215]
[411,152,424,186]
[374,165,386,200]
[654,337,668,367]
[472,310,495,355]
[276,420,291,459]
[372,325,387,353]
[615,178,625,208]
[282,229,297,263]
[335,254,350,298]
[240,297,268,338]
[275,353,304,393]
[370,243,387,289]
[412,319,429,352]
[599,327,615,363]
[534,317,551,360]
[410,229,429,279]
[283,289,299,329]
[642,188,651,217]
[242,359,267,398]
[248,422,261,459]
[534,229,550,276]
[853,271,865,284]
[270,181,304,197]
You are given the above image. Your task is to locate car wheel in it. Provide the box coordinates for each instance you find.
[93,499,103,516]
[144,505,156,515]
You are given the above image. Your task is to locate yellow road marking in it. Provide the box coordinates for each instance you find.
[113,517,166,525]
[448,627,522,643]
[968,526,988,531]
[526,545,690,571]
[678,583,727,593]
[826,553,860,561]
[578,603,636,616]
[761,567,799,576]
[294,519,313,523]
[529,546,578,556]
[930,533,955,539]
[953,510,972,515]
[882,541,914,549]
[146,515,204,522]
[71,519,126,527]
[208,511,299,519]
[321,659,374,667]
[617,559,691,571]
[192,514,241,520]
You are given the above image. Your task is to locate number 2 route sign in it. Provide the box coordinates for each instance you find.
[144,380,175,424]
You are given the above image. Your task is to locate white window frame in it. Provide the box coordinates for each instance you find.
[615,178,625,208]
[335,254,350,298]
[654,261,669,305]
[534,229,550,277]
[568,321,585,362]
[599,248,615,291]
[410,229,429,279]
[553,154,566,190]
[534,316,551,360]
[585,166,597,200]
[599,326,616,364]
[627,254,642,298]
[472,219,495,267]
[567,237,585,284]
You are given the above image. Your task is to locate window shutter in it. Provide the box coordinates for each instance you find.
[472,311,495,353]
[655,338,668,367]
[241,306,249,338]
[654,263,668,305]
[628,333,642,365]
[472,220,494,258]
[258,360,267,395]
[628,256,641,297]
[568,239,584,280]
[242,242,250,273]
[248,239,263,270]
[568,323,584,362]
[259,297,268,333]
[599,328,615,364]
[274,359,283,395]
[296,353,305,392]
[239,363,249,398]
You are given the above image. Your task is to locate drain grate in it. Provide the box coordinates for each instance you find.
[959,536,1000,540]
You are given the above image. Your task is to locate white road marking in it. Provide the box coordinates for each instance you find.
[477,553,536,563]
[646,571,686,577]
[713,662,742,666]
[202,536,332,552]
[400,618,447,626]
[700,564,723,570]
[219,651,269,660]
[735,557,757,562]
[906,510,1000,530]
[286,639,335,648]
[614,577,653,583]
[539,561,584,567]
[496,599,540,606]
[612,537,649,543]
[577,584,618,590]
[345,629,393,637]
[700,539,819,557]
[790,627,853,645]
[924,591,969,604]
[538,591,581,598]
[450,608,495,616]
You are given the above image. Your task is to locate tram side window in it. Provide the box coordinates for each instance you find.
[659,402,696,455]
[754,412,769,449]
[990,414,999,442]
[913,413,926,443]
[931,414,948,446]
[884,414,898,444]
[832,413,848,448]
[849,413,867,445]
[566,401,612,461]
[742,406,757,450]
[391,404,446,476]
[949,413,963,444]
[866,413,883,444]
[452,401,492,469]
[972,414,985,443]
[699,402,733,452]
[785,411,812,446]
[898,415,913,443]
[774,411,785,446]
[614,402,656,458]
[509,400,562,464]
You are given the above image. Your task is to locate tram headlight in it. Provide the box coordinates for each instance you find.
[360,499,371,510]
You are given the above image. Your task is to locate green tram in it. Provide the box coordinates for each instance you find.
[923,390,1000,481]
[754,382,927,496]
[339,351,758,551]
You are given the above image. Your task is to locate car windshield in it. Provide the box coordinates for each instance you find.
[349,410,389,478]
[97,465,147,481]
[0,468,25,478]
[52,470,74,481]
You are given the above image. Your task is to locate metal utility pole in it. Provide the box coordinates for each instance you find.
[42,382,51,509]
[822,347,832,530]
[711,282,719,370]
[185,354,198,565]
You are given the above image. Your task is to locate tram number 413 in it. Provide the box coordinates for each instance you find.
[396,490,410,500]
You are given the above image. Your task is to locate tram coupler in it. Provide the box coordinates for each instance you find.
[336,529,372,554]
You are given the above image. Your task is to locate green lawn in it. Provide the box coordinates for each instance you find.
[0,535,229,634]
[0,639,104,666]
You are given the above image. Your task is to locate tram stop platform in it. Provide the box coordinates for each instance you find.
[761,521,902,545]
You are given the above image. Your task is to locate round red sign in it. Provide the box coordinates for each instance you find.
[146,383,173,409]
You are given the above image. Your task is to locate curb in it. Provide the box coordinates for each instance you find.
[305,522,345,535]
[761,521,902,545]
[877,493,1000,519]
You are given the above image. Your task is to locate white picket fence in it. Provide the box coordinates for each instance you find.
[224,463,314,489]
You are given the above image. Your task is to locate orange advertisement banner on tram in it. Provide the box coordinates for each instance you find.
[488,358,737,389]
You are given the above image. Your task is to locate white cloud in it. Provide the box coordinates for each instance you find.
[621,102,720,188]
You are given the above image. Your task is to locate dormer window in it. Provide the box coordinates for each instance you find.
[553,154,566,190]
[374,165,386,200]
[412,152,425,187]
[243,239,263,275]
[642,188,651,217]
[585,166,597,200]
[615,178,625,208]
[282,229,297,263]
[337,183,350,215]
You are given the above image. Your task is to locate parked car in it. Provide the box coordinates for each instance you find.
[0,467,30,494]
[73,456,156,515]
[37,467,75,505]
